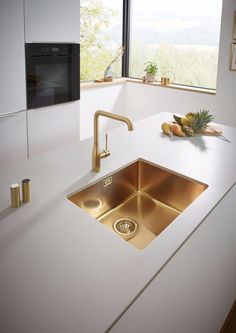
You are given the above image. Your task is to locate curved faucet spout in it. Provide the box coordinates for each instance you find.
[92,110,134,172]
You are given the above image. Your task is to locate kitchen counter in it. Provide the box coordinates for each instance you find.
[0,112,235,333]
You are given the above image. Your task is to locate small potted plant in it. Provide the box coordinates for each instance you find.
[144,62,158,82]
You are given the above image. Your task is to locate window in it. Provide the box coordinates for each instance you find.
[129,0,222,89]
[80,0,123,81]
[80,0,223,90]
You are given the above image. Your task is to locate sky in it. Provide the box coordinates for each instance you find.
[98,0,223,46]
[102,0,223,20]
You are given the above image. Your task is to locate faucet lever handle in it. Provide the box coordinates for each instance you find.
[101,132,111,159]
[105,132,108,150]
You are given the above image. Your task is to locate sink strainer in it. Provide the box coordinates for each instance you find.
[113,217,138,240]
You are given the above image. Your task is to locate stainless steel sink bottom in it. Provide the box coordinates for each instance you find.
[68,159,207,249]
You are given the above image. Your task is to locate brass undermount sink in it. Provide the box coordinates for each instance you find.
[68,159,208,249]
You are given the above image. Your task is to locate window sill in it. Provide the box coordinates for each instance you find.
[80,78,126,89]
[80,77,216,95]
[126,78,216,95]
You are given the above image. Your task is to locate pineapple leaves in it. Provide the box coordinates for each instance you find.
[173,109,214,136]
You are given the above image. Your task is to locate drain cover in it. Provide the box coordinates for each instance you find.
[113,218,138,240]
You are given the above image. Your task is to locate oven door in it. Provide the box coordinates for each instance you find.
[26,54,80,109]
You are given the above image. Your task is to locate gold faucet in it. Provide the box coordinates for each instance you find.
[92,110,134,172]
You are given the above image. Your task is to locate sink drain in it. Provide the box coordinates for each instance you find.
[113,217,138,240]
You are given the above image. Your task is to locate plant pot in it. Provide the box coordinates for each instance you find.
[146,73,156,82]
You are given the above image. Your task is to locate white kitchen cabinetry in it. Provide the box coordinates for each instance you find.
[111,185,236,333]
[24,0,80,43]
[0,0,26,115]
[27,102,80,157]
[0,112,28,167]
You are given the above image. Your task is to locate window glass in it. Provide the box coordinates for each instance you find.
[80,0,123,81]
[129,0,222,89]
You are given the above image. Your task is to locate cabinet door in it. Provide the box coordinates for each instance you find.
[27,102,80,157]
[24,0,80,43]
[0,112,28,167]
[110,185,236,333]
[0,0,26,115]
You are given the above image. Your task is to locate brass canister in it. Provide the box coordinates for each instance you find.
[165,77,170,85]
[10,183,20,208]
[22,179,31,203]
[161,77,170,86]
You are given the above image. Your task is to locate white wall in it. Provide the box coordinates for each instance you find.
[214,0,236,126]
[125,83,215,121]
[125,0,236,127]
[80,84,126,140]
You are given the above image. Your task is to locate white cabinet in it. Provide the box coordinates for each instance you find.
[0,112,28,166]
[24,0,80,43]
[0,0,26,115]
[27,102,80,157]
[111,185,236,333]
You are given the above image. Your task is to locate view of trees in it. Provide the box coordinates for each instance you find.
[80,0,221,89]
[129,43,219,89]
[80,0,122,81]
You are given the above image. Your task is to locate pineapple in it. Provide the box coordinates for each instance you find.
[186,109,214,132]
[172,109,214,137]
[182,125,195,136]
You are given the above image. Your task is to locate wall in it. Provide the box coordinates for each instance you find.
[125,83,215,121]
[125,0,236,127]
[214,0,236,126]
[80,83,125,140]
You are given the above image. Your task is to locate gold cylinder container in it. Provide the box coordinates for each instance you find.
[165,77,170,85]
[161,77,170,86]
[22,179,31,203]
[10,183,20,208]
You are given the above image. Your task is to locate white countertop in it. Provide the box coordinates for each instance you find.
[0,112,235,333]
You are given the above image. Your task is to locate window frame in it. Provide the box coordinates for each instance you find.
[121,0,220,91]
[122,0,130,77]
[80,0,220,92]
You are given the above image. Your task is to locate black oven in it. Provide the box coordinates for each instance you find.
[25,43,80,109]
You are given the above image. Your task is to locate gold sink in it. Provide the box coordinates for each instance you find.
[68,159,207,249]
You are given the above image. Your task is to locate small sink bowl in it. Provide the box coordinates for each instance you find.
[68,159,207,249]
